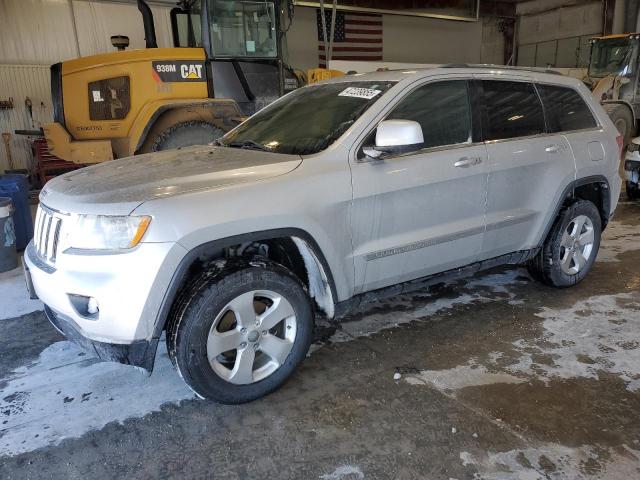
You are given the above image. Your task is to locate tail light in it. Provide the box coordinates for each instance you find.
[616,134,624,160]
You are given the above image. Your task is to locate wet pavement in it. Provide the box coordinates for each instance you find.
[0,199,639,479]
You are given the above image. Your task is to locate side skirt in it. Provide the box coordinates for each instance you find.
[333,248,539,320]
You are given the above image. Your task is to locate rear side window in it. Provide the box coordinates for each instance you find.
[537,84,598,132]
[387,80,472,149]
[482,80,545,141]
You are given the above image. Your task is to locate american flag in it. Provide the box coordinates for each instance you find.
[316,9,383,68]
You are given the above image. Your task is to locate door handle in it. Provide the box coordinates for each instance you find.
[545,144,561,153]
[454,157,482,168]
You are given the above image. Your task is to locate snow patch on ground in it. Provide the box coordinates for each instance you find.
[0,341,195,457]
[405,293,640,393]
[336,269,528,342]
[0,259,42,320]
[460,443,640,480]
[597,220,640,262]
[505,293,640,391]
[405,362,525,391]
[319,465,365,480]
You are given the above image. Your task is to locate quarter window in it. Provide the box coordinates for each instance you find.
[386,80,472,149]
[482,80,545,141]
[537,84,597,132]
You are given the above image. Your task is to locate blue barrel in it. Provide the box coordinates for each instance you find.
[0,197,18,272]
[0,174,33,250]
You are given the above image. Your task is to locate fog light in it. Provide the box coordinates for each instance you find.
[68,294,100,319]
[87,297,99,315]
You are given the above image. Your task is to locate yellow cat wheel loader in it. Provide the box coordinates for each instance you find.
[44,0,309,164]
[585,33,640,145]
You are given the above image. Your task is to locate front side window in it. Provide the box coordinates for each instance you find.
[482,81,545,141]
[386,80,472,149]
[220,81,396,155]
[208,1,277,58]
[538,84,597,132]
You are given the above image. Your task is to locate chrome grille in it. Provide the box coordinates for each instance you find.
[33,205,63,264]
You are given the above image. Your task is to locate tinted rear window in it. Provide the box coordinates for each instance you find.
[482,80,545,141]
[537,84,598,132]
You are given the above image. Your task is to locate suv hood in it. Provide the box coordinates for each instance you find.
[40,146,302,215]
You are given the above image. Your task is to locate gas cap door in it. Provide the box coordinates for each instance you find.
[588,141,605,162]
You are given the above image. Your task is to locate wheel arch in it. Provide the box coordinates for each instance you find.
[130,99,245,155]
[538,175,611,247]
[151,228,339,341]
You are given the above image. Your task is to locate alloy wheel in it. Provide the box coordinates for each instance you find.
[206,290,297,385]
[559,214,595,275]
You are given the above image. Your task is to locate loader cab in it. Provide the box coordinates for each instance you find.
[170,0,297,115]
[588,35,639,80]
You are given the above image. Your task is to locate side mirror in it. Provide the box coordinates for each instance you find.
[363,120,424,159]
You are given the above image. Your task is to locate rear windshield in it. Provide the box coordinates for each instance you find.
[220,81,396,155]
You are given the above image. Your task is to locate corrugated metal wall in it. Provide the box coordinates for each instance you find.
[0,0,174,174]
[0,65,52,172]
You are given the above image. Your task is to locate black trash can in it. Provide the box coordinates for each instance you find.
[0,174,33,250]
[0,197,18,273]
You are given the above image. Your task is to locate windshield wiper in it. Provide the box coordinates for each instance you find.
[225,140,272,152]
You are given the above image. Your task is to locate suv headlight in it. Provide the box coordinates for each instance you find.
[64,215,151,251]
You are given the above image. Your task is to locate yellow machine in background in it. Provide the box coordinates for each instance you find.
[45,0,318,164]
[307,68,344,84]
[45,47,243,164]
[585,33,640,144]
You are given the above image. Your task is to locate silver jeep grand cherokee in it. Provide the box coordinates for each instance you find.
[25,66,623,403]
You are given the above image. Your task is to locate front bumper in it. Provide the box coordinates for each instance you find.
[44,304,158,371]
[24,239,187,348]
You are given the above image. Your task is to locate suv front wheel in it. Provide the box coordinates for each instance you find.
[168,262,314,404]
[528,200,601,288]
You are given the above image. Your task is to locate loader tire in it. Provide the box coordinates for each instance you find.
[604,104,634,146]
[151,120,224,152]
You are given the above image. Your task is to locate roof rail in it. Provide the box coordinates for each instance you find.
[440,64,564,76]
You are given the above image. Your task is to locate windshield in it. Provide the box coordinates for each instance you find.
[219,81,396,155]
[208,0,277,57]
[589,38,634,77]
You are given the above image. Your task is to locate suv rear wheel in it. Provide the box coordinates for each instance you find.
[528,200,601,288]
[167,262,314,404]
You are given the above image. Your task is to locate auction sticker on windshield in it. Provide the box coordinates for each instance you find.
[339,87,382,100]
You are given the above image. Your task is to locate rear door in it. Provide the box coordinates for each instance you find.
[478,78,576,260]
[537,83,604,182]
[350,78,489,293]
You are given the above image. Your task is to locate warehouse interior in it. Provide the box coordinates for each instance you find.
[1,0,640,478]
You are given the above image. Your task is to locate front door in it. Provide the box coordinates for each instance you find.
[350,79,489,294]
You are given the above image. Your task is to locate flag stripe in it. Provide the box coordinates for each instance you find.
[319,46,383,52]
[345,28,382,35]
[347,20,382,26]
[319,55,383,61]
[344,37,382,43]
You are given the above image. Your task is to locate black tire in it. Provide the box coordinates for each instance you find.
[167,261,314,404]
[627,181,640,200]
[604,104,634,146]
[151,120,224,152]
[528,200,601,288]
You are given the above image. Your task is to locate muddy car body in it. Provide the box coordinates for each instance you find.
[25,66,622,403]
